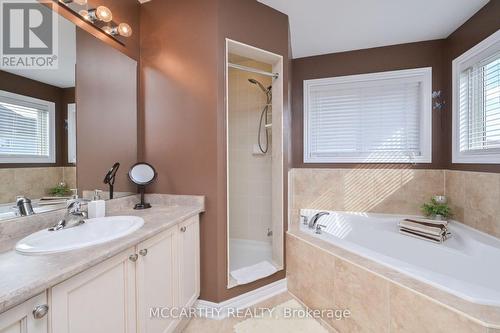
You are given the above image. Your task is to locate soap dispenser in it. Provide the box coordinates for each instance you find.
[88,190,105,219]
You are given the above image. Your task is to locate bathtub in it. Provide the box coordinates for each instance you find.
[299,209,500,306]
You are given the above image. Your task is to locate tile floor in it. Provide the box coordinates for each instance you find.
[182,292,335,333]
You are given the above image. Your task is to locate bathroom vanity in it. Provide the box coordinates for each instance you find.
[0,194,204,333]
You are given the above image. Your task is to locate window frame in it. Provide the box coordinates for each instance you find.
[0,90,56,164]
[67,103,76,164]
[303,67,433,164]
[452,29,500,164]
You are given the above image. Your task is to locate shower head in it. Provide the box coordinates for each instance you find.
[248,78,271,94]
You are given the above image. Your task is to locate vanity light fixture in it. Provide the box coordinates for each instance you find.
[102,23,133,37]
[78,9,90,21]
[75,4,132,39]
[86,5,113,23]
[60,0,87,5]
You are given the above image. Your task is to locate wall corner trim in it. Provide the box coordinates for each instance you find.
[194,279,287,320]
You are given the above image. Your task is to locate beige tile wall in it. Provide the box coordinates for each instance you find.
[228,58,273,243]
[289,168,445,225]
[0,167,76,204]
[445,170,500,239]
[287,233,490,333]
[290,168,500,240]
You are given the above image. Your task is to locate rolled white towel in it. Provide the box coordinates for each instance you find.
[399,219,447,237]
[399,227,451,244]
[404,217,448,227]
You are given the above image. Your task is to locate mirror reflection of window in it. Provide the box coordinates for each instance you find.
[0,90,55,164]
[67,103,76,164]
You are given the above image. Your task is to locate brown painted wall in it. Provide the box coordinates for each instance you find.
[443,0,500,173]
[140,0,290,302]
[291,40,447,169]
[291,1,500,172]
[76,29,138,195]
[0,70,73,168]
[140,0,220,301]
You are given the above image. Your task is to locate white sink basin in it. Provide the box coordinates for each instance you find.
[15,216,144,255]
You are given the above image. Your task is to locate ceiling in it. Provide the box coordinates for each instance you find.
[3,13,76,88]
[257,0,490,59]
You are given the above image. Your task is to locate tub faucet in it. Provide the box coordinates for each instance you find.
[16,196,34,216]
[308,211,329,229]
[49,199,88,231]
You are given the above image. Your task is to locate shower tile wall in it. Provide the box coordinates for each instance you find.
[228,59,273,244]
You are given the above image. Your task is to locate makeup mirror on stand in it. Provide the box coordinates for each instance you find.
[128,163,157,209]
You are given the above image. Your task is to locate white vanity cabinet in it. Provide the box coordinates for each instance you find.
[50,248,137,333]
[177,216,200,308]
[48,215,200,333]
[136,226,177,333]
[0,293,48,333]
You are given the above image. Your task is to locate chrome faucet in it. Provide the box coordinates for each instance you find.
[308,211,329,229]
[16,196,34,216]
[49,199,88,231]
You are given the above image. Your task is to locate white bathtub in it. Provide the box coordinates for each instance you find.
[299,209,500,306]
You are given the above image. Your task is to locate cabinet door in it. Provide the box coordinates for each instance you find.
[0,293,48,333]
[50,248,136,333]
[136,227,177,333]
[178,216,200,308]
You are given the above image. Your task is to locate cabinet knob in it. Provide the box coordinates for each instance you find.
[129,254,139,262]
[33,304,49,319]
[180,226,187,232]
[139,249,148,256]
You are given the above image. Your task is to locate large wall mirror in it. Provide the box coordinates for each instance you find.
[0,3,137,221]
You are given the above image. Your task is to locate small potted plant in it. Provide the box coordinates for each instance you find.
[421,196,452,220]
[48,182,71,197]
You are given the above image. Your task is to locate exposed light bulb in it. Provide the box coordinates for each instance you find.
[78,9,90,21]
[59,0,87,5]
[102,26,113,35]
[95,6,112,22]
[117,23,132,37]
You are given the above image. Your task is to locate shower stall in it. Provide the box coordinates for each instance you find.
[226,40,284,288]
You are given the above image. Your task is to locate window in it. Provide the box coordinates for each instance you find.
[453,30,500,164]
[303,68,432,163]
[0,90,55,164]
[67,103,76,164]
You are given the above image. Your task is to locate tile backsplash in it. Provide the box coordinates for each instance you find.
[445,170,500,238]
[289,168,444,223]
[0,167,76,204]
[290,168,500,239]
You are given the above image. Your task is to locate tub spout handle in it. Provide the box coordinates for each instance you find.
[308,211,329,229]
[315,224,326,234]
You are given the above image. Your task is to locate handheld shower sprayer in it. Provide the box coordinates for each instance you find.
[248,78,272,154]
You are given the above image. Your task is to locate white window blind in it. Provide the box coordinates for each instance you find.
[453,30,500,164]
[0,91,55,163]
[459,54,500,152]
[304,68,432,163]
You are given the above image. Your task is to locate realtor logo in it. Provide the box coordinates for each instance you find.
[0,0,58,69]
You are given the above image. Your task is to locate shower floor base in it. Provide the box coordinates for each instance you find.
[229,238,278,287]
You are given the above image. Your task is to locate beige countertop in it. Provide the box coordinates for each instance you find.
[0,194,204,313]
